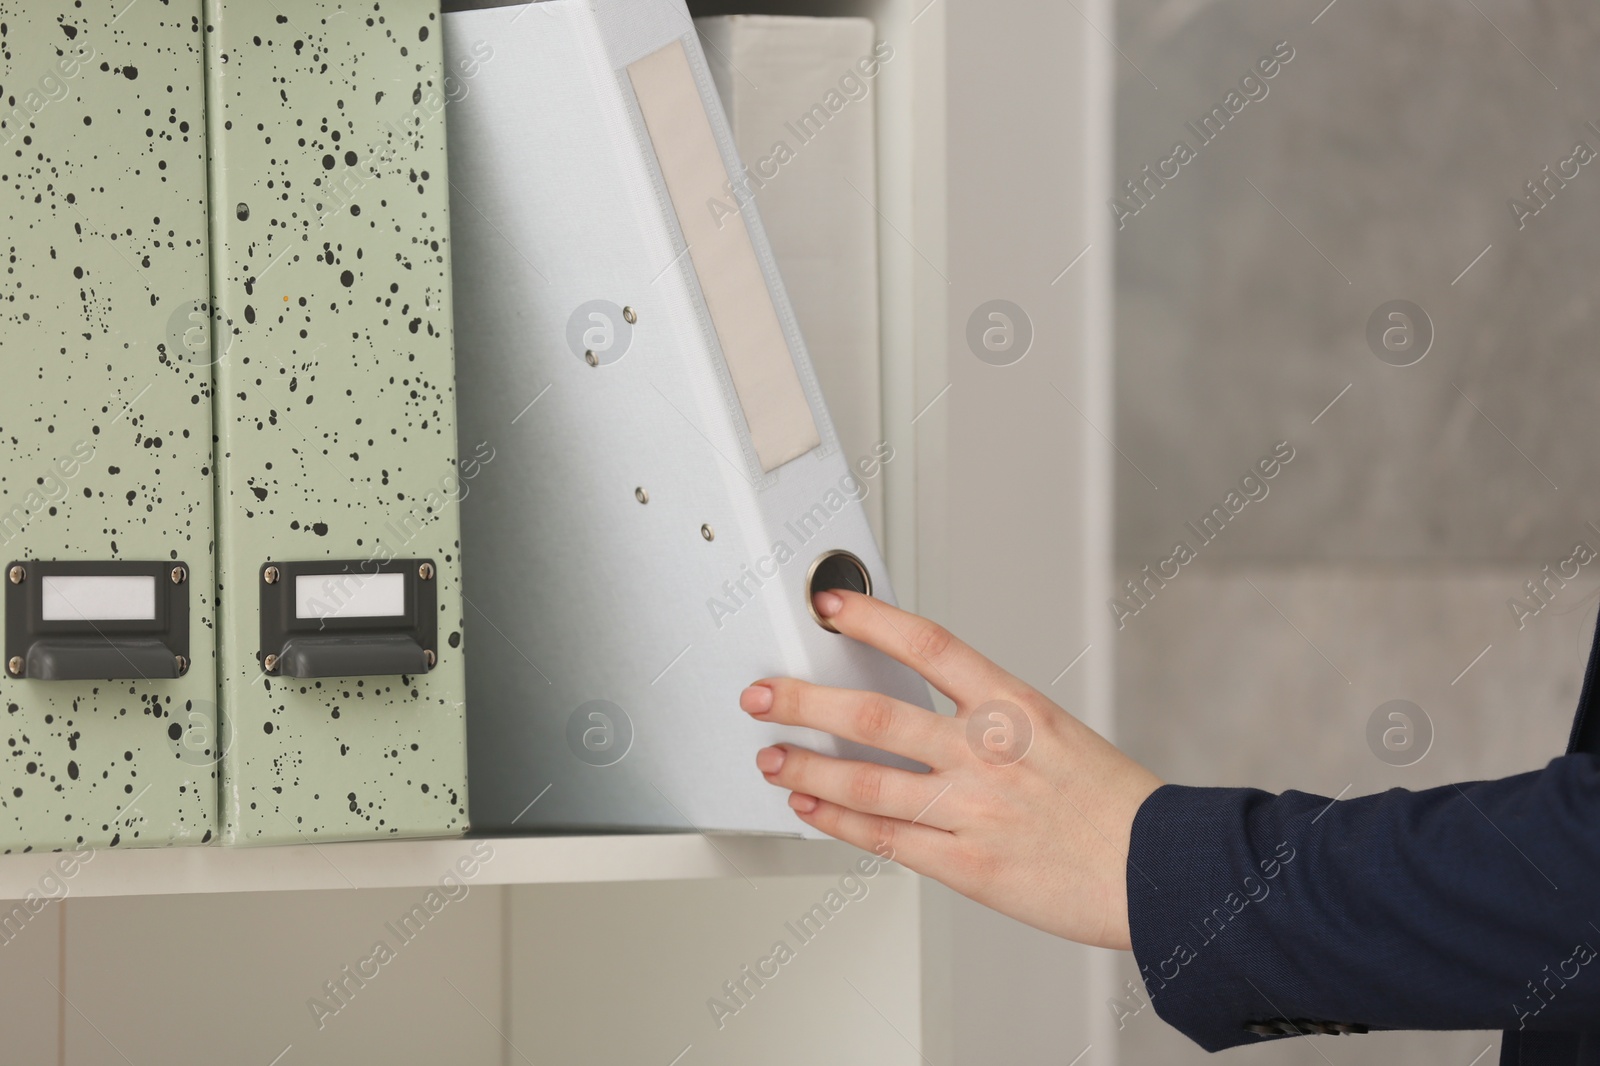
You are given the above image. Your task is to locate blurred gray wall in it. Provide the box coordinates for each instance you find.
[1110,2,1600,1063]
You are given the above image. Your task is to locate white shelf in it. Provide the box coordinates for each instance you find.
[0,834,878,901]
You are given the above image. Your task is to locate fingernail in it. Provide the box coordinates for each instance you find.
[789,793,818,814]
[740,684,774,715]
[756,746,786,774]
[812,590,843,618]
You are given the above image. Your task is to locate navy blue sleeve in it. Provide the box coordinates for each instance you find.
[1126,754,1600,1051]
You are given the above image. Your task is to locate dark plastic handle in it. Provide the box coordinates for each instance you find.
[275,634,431,678]
[25,638,181,681]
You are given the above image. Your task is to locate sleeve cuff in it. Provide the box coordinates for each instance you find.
[1126,783,1326,1052]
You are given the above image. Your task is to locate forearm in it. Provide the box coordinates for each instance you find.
[1128,755,1600,1050]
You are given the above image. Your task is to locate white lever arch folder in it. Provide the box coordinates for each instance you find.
[442,0,934,835]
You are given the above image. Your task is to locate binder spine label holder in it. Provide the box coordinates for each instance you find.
[258,559,439,680]
[6,561,192,682]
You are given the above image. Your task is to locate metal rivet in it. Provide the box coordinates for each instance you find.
[418,562,435,580]
[174,655,188,675]
[622,306,637,324]
[701,524,715,542]
[584,349,599,367]
[263,653,279,673]
[635,487,649,504]
[171,566,187,585]
[7,656,23,677]
[263,566,280,585]
[8,565,24,585]
[423,650,437,668]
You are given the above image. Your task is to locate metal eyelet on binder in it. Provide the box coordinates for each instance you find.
[805,550,873,633]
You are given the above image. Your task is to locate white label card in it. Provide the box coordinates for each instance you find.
[628,40,821,473]
[295,572,406,621]
[40,575,158,622]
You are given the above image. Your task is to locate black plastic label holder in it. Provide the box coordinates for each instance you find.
[258,558,437,679]
[4,559,190,681]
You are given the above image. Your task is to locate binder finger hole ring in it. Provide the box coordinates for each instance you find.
[806,550,873,633]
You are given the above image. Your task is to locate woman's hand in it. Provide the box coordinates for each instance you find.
[740,589,1162,951]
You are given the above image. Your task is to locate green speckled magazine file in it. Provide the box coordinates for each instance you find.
[0,2,219,853]
[205,0,469,845]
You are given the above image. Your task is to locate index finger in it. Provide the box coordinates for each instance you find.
[811,589,1020,710]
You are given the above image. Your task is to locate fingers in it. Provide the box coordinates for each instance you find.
[809,589,1022,710]
[757,744,959,829]
[742,672,953,765]
[786,792,953,874]
[742,678,959,767]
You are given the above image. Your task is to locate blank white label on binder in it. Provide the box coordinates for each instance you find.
[628,39,821,473]
[295,573,405,621]
[40,575,157,621]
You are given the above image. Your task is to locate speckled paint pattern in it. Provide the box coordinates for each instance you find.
[0,1,219,853]
[205,0,468,845]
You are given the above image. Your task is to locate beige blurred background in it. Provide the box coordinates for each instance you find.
[1110,2,1600,1063]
